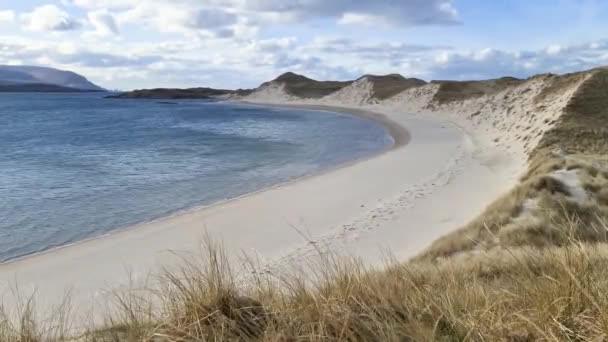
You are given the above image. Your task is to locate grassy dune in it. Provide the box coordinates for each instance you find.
[362,74,426,100]
[4,69,608,341]
[430,76,525,104]
[421,69,608,261]
[261,73,354,99]
[4,235,608,341]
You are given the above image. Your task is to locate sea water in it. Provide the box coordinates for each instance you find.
[0,93,392,262]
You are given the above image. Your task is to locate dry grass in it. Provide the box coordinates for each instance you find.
[430,77,525,104]
[418,153,608,261]
[360,74,426,100]
[88,236,608,341]
[5,233,608,341]
[0,292,73,342]
[420,69,608,261]
[532,71,589,105]
[535,69,608,156]
[265,72,353,99]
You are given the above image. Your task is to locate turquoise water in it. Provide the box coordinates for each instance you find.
[0,93,392,262]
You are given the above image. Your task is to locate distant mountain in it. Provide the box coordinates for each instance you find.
[0,83,105,93]
[0,65,105,92]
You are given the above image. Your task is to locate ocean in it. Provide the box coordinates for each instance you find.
[0,93,392,262]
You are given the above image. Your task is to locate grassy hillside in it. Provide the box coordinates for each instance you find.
[361,74,426,100]
[431,77,525,104]
[262,72,353,99]
[536,69,608,155]
[6,236,608,341]
[419,69,608,262]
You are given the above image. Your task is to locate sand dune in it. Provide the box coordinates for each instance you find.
[242,68,605,261]
[244,70,592,164]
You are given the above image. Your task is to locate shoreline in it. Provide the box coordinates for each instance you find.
[238,102,412,148]
[0,104,408,266]
[0,100,519,323]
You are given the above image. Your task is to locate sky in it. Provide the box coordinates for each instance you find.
[1,0,608,90]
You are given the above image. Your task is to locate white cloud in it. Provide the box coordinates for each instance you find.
[67,0,459,29]
[21,4,81,32]
[4,1,608,90]
[183,8,237,29]
[0,10,15,22]
[88,9,119,36]
[113,3,241,38]
[226,0,460,26]
[338,13,375,26]
[546,44,563,55]
[425,41,608,80]
[69,0,134,9]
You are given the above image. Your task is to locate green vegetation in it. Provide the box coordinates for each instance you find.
[422,69,608,261]
[430,76,525,104]
[266,72,353,99]
[361,74,426,100]
[535,69,608,156]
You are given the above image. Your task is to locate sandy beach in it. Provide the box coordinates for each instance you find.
[0,102,521,321]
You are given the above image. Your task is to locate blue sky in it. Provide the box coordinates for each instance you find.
[1,0,607,90]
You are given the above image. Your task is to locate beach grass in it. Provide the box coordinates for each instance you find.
[4,231,608,341]
[418,69,608,261]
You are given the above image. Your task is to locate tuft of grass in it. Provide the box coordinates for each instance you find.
[0,291,73,342]
[7,232,608,341]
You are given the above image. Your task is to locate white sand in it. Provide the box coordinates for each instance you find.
[0,93,527,322]
[240,71,589,265]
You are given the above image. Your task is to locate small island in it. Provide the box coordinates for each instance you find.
[107,87,253,99]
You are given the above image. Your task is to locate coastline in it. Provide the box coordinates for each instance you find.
[0,101,518,323]
[238,102,412,148]
[0,104,407,266]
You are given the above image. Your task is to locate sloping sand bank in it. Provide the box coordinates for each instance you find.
[0,104,521,321]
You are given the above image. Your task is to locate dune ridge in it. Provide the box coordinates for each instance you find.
[244,70,593,162]
[243,68,608,261]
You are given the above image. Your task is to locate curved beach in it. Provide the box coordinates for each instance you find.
[0,104,519,319]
